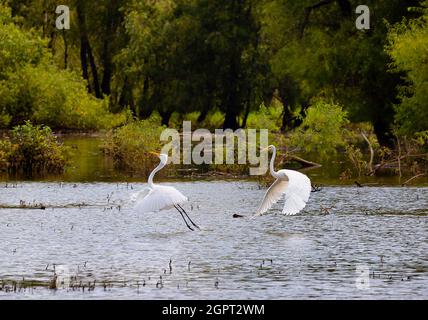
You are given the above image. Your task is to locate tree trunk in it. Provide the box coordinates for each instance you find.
[62,29,68,69]
[101,41,112,95]
[223,110,239,130]
[77,0,101,98]
[197,108,209,123]
[86,41,102,98]
[79,37,90,92]
[138,76,153,119]
[281,104,294,131]
[373,118,394,148]
[222,54,240,129]
[241,101,250,128]
[160,110,172,127]
[118,77,135,114]
[100,1,120,96]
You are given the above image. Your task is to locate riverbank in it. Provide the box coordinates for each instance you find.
[0,134,426,186]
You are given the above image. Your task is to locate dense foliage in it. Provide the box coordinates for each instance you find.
[0,121,68,175]
[0,0,427,177]
[387,2,428,136]
[0,3,126,130]
[102,116,168,176]
[289,99,349,160]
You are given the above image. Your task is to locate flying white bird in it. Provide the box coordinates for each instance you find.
[132,152,200,231]
[256,145,311,216]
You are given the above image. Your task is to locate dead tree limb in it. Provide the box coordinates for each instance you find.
[361,132,374,174]
[300,0,335,37]
[300,0,352,37]
[289,155,322,168]
[402,173,426,186]
[397,136,402,178]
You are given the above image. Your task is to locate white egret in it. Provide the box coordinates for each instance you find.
[256,145,311,216]
[132,152,200,231]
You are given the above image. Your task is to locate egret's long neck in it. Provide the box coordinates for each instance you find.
[269,147,279,178]
[148,160,165,188]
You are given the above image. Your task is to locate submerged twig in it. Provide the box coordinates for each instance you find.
[402,173,426,186]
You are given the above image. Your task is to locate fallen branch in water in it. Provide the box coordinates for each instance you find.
[288,155,322,168]
[0,202,120,210]
[402,173,426,186]
[372,153,428,175]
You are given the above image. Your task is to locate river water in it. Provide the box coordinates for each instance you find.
[0,181,427,299]
[0,136,426,299]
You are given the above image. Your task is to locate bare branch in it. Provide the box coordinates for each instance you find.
[402,173,426,186]
[361,132,374,174]
[289,155,322,168]
[300,0,335,37]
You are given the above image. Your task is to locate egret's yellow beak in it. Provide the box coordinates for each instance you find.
[149,151,160,156]
[260,146,269,152]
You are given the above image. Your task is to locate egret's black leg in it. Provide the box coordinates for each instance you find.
[177,204,200,229]
[174,205,193,231]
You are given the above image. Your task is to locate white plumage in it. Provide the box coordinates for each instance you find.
[134,185,187,213]
[132,153,199,231]
[256,146,311,216]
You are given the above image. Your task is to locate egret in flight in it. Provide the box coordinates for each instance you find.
[256,145,311,216]
[132,152,200,231]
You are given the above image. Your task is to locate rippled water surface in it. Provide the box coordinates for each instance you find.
[0,181,427,299]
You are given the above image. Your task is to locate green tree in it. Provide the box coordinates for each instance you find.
[289,99,349,160]
[0,2,124,129]
[261,0,423,145]
[120,0,269,127]
[387,2,428,135]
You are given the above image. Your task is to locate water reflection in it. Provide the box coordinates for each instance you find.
[0,134,427,186]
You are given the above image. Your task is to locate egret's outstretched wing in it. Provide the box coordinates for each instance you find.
[255,178,289,216]
[130,187,150,203]
[282,169,311,215]
[135,185,188,213]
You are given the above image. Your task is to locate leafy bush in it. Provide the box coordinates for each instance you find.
[0,3,126,130]
[0,4,47,78]
[169,110,229,131]
[289,99,349,160]
[0,121,69,175]
[102,116,168,177]
[387,6,428,136]
[1,64,127,130]
[246,102,282,131]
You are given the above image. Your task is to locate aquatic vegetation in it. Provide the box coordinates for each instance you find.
[288,99,349,160]
[102,117,171,177]
[0,121,69,175]
[245,102,283,132]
